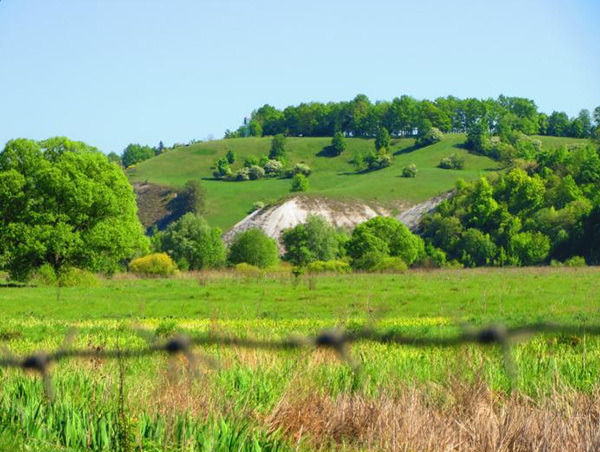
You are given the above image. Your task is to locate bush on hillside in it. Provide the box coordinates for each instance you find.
[290,174,309,192]
[330,131,346,155]
[439,153,465,169]
[264,159,283,177]
[269,134,287,161]
[248,165,265,180]
[130,253,177,276]
[292,163,312,176]
[401,164,417,178]
[416,127,443,147]
[228,229,279,268]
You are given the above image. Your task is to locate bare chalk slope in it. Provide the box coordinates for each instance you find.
[224,193,451,245]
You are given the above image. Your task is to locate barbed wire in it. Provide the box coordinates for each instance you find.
[1,322,599,396]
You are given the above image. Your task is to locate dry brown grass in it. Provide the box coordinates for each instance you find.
[266,380,600,451]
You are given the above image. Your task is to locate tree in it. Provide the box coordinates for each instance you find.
[281,215,340,265]
[0,137,148,280]
[509,231,550,265]
[465,119,490,152]
[290,173,309,192]
[331,131,346,155]
[249,120,263,137]
[154,213,225,270]
[228,228,278,268]
[121,143,155,167]
[180,180,206,214]
[375,127,390,152]
[346,217,423,267]
[459,228,497,267]
[226,150,236,164]
[269,134,287,160]
[547,111,570,136]
[106,152,122,165]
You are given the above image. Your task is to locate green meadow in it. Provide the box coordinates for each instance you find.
[1,267,599,450]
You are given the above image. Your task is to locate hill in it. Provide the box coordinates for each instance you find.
[127,134,587,231]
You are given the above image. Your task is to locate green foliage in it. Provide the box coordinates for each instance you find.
[0,138,148,280]
[371,256,408,272]
[401,164,417,178]
[439,153,465,169]
[122,143,155,168]
[510,232,550,265]
[375,127,390,151]
[228,229,278,268]
[346,217,423,269]
[248,165,265,180]
[564,256,587,267]
[306,260,351,274]
[330,131,346,155]
[460,228,497,267]
[416,127,443,147]
[213,157,232,179]
[153,213,225,270]
[180,180,206,214]
[292,163,311,176]
[129,253,178,276]
[56,267,101,288]
[282,215,341,266]
[263,159,283,177]
[106,152,122,166]
[233,262,263,276]
[290,173,309,192]
[226,150,236,164]
[269,134,287,161]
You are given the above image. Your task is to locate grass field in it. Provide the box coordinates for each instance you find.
[126,135,589,231]
[1,267,599,450]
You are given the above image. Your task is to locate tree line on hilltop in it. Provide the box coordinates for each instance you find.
[226,94,600,141]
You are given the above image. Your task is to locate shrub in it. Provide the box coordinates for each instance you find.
[290,174,309,192]
[213,157,232,179]
[365,152,392,171]
[564,256,586,267]
[234,262,262,276]
[439,153,465,169]
[416,127,443,147]
[244,156,259,168]
[375,127,391,151]
[235,167,251,181]
[264,159,283,177]
[248,165,265,180]
[401,164,417,178]
[154,213,226,270]
[30,263,58,286]
[371,257,408,272]
[293,163,312,176]
[31,264,100,287]
[226,150,236,164]
[251,201,265,212]
[306,260,351,274]
[228,229,279,268]
[130,253,177,276]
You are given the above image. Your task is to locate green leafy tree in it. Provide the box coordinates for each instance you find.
[121,143,155,167]
[228,228,278,268]
[180,180,206,214]
[0,137,148,280]
[269,134,287,161]
[509,231,550,265]
[226,150,236,164]
[154,213,225,270]
[331,131,346,155]
[281,215,340,266]
[290,173,309,192]
[106,152,122,165]
[416,127,443,147]
[249,120,263,137]
[375,127,391,152]
[459,228,497,267]
[346,217,423,267]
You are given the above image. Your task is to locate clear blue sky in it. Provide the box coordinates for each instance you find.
[1,0,599,154]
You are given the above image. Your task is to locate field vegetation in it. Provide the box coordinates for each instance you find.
[1,268,599,450]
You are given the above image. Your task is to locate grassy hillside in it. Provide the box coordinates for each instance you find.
[127,134,587,231]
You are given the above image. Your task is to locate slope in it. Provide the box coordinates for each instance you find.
[126,134,587,231]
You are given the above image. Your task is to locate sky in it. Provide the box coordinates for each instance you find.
[0,0,599,154]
